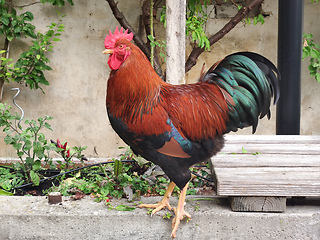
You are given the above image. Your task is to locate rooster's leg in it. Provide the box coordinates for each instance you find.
[171,182,191,238]
[139,181,176,215]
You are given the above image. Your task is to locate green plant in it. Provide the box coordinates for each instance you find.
[163,212,172,219]
[186,0,211,50]
[0,166,25,191]
[228,1,265,26]
[0,0,73,97]
[147,208,153,215]
[147,35,166,67]
[40,0,74,7]
[0,14,65,92]
[50,160,147,202]
[194,204,200,211]
[114,204,135,211]
[0,102,86,190]
[159,1,210,51]
[241,12,265,26]
[159,0,265,53]
[0,103,56,185]
[303,33,320,82]
[53,139,87,171]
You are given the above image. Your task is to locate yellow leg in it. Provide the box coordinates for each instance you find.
[171,182,191,238]
[139,181,176,216]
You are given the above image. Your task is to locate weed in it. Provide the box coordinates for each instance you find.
[147,208,153,215]
[163,212,172,219]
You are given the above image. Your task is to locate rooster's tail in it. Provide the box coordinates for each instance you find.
[202,52,280,134]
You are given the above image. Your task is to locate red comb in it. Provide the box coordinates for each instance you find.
[104,26,133,49]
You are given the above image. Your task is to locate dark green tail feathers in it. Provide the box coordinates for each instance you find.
[202,52,280,134]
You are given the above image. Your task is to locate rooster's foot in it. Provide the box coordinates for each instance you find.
[139,181,175,216]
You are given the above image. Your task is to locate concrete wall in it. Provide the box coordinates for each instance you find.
[0,0,319,158]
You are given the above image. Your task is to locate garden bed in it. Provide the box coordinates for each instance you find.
[0,155,214,201]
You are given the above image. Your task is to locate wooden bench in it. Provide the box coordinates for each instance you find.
[210,135,320,212]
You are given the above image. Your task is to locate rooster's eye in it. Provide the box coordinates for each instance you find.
[119,45,124,49]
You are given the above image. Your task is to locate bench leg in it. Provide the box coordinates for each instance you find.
[230,196,286,212]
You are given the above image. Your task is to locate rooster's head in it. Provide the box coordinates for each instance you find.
[103,26,134,70]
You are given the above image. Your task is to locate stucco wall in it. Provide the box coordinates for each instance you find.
[0,0,319,158]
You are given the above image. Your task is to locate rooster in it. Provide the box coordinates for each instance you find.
[103,27,279,238]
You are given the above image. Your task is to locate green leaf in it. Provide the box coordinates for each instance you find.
[114,159,123,178]
[309,64,317,73]
[32,160,42,171]
[4,135,13,144]
[305,33,313,39]
[13,142,22,150]
[24,11,34,21]
[147,35,154,42]
[134,156,149,167]
[14,26,21,33]
[56,0,65,7]
[44,122,53,131]
[310,49,320,58]
[0,189,14,196]
[114,205,135,211]
[30,170,40,186]
[302,50,309,60]
[27,28,37,39]
[1,15,10,26]
[258,14,265,25]
[17,151,24,157]
[6,33,14,42]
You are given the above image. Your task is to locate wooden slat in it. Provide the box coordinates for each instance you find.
[213,167,320,196]
[224,135,320,144]
[221,135,320,154]
[220,144,320,154]
[213,154,320,167]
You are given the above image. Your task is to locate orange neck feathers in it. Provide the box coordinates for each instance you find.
[106,40,171,135]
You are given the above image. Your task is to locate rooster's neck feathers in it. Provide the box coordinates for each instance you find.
[107,41,165,106]
[106,42,171,136]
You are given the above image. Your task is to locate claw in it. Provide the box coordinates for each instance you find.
[139,201,172,216]
[139,181,176,215]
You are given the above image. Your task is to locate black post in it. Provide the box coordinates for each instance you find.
[276,0,304,135]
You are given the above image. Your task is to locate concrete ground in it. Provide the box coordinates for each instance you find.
[0,195,319,240]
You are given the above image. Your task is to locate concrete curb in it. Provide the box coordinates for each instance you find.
[0,196,319,240]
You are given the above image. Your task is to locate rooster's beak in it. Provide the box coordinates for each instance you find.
[103,49,113,54]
